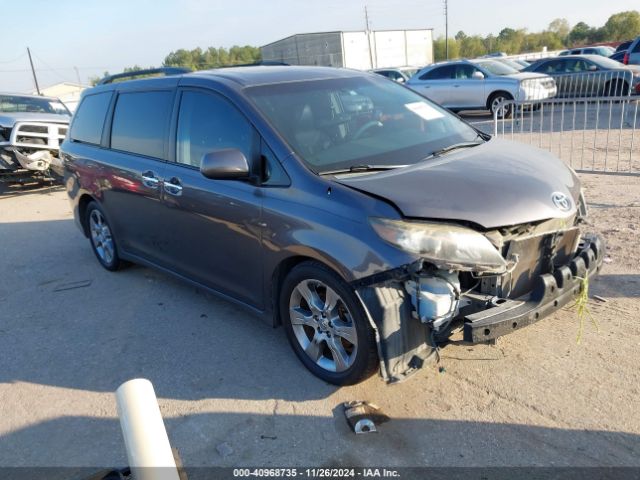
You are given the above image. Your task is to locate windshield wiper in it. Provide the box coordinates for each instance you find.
[319,164,407,176]
[423,140,484,160]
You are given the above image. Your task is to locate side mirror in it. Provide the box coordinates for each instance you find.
[472,71,485,80]
[588,65,598,71]
[200,148,250,180]
[395,76,406,83]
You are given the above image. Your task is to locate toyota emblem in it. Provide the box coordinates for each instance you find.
[551,192,572,212]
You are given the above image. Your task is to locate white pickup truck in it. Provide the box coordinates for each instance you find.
[0,93,71,180]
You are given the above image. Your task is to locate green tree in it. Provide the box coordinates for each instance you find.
[568,22,593,46]
[548,18,571,44]
[459,35,487,58]
[433,36,460,62]
[602,11,640,41]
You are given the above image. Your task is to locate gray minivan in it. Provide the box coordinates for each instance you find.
[62,66,604,385]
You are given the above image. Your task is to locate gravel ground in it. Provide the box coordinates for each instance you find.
[0,172,638,470]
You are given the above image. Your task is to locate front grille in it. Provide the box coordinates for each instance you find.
[18,125,48,134]
[481,224,581,299]
[9,121,68,150]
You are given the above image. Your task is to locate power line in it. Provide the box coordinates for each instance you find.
[0,51,27,64]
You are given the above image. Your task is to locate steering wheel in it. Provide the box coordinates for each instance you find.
[352,120,383,140]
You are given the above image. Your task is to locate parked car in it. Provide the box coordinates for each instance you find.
[371,67,420,83]
[406,59,557,118]
[615,40,633,53]
[63,66,603,385]
[525,54,640,96]
[511,58,531,69]
[0,93,70,178]
[610,51,627,63]
[623,36,640,65]
[493,58,528,71]
[559,46,616,57]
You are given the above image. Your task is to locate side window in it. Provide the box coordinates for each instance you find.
[454,64,476,79]
[176,91,255,168]
[420,65,454,80]
[69,92,112,145]
[110,91,173,159]
[535,60,555,73]
[632,40,640,53]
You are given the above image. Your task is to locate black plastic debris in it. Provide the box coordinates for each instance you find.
[343,401,390,434]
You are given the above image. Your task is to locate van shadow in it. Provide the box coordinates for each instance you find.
[0,218,338,402]
[1,413,639,473]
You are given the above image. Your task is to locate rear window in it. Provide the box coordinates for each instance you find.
[110,91,173,159]
[69,92,112,145]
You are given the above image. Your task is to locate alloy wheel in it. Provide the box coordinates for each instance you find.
[288,279,358,373]
[89,209,115,265]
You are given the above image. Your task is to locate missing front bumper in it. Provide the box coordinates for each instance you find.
[463,234,605,343]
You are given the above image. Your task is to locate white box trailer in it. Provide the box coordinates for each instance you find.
[261,29,433,70]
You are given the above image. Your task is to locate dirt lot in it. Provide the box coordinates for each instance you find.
[0,173,638,469]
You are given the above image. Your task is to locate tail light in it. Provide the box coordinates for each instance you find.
[623,52,630,65]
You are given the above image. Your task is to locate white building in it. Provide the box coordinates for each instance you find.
[261,29,434,70]
[31,82,89,112]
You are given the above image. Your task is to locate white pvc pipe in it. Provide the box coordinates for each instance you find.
[115,379,181,480]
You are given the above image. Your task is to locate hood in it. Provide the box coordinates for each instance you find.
[0,112,70,127]
[335,138,581,230]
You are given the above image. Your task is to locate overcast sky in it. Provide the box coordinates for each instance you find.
[0,0,634,92]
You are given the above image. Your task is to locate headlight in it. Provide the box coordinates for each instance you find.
[370,217,507,273]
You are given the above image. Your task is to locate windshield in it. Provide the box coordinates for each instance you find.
[247,76,482,174]
[0,95,70,115]
[473,60,519,76]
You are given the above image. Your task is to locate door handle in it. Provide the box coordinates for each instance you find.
[453,84,460,88]
[141,171,159,189]
[163,178,183,196]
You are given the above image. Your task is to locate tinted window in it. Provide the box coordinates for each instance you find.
[633,40,640,53]
[176,91,254,168]
[111,91,173,158]
[453,64,478,79]
[69,92,112,145]
[533,60,560,73]
[420,65,454,80]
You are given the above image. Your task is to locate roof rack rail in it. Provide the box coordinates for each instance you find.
[98,67,192,85]
[218,61,290,68]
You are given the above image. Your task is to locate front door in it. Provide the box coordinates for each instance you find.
[157,89,264,308]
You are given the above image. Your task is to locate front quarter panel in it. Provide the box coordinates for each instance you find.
[261,175,419,313]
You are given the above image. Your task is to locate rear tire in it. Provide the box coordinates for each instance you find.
[604,80,629,97]
[279,261,378,385]
[85,201,126,271]
[488,92,514,119]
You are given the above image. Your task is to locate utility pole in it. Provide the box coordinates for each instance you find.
[27,47,41,95]
[444,0,449,60]
[364,5,375,69]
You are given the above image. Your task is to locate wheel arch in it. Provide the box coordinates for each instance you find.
[269,253,353,328]
[487,89,514,110]
[77,193,97,237]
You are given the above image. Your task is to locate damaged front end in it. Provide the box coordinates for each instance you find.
[354,207,604,384]
[0,121,68,180]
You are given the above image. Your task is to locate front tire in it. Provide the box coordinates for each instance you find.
[489,92,514,119]
[85,201,126,271]
[280,262,378,385]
